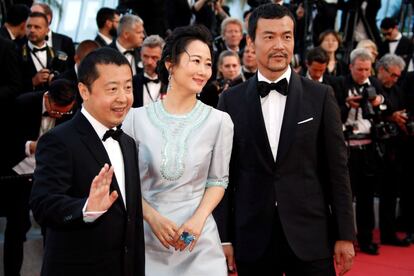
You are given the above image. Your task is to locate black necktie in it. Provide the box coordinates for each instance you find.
[33,47,47,53]
[102,127,123,142]
[143,76,160,84]
[257,78,288,97]
[123,50,134,56]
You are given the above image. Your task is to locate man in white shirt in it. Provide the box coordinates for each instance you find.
[30,47,145,276]
[95,7,120,47]
[109,14,145,76]
[132,35,166,107]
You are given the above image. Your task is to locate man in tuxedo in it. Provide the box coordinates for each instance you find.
[109,14,145,76]
[30,47,145,276]
[241,43,257,80]
[20,12,65,92]
[31,2,76,68]
[305,46,337,87]
[214,3,355,275]
[379,17,413,68]
[95,7,120,47]
[132,35,166,107]
[0,35,24,276]
[0,3,30,47]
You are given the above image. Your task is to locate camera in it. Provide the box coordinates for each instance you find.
[404,112,414,135]
[371,121,399,140]
[49,50,68,77]
[360,85,378,119]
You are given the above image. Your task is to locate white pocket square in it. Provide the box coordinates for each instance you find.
[297,117,314,125]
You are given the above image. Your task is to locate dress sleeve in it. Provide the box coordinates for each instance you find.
[206,112,234,189]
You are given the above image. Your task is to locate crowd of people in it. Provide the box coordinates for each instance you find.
[0,0,414,275]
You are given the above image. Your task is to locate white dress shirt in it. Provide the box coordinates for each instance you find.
[116,40,136,75]
[98,32,113,45]
[143,72,161,106]
[258,67,291,161]
[28,41,48,72]
[81,108,126,221]
[389,32,402,55]
[346,79,372,135]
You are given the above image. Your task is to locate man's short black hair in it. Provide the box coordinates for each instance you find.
[380,17,398,30]
[96,7,118,29]
[248,3,295,41]
[306,47,329,65]
[5,4,30,26]
[78,47,131,89]
[48,79,76,106]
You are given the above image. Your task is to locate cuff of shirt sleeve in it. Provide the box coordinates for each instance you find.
[25,141,32,156]
[82,199,107,223]
[221,242,232,245]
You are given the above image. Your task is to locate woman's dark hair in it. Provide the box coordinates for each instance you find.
[318,29,342,46]
[248,3,295,42]
[157,25,213,85]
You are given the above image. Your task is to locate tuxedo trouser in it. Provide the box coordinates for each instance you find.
[236,208,335,276]
[348,143,378,246]
[0,170,32,276]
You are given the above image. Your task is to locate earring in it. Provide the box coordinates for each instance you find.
[167,71,172,91]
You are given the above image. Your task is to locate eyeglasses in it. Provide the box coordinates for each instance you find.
[384,66,401,79]
[381,31,393,37]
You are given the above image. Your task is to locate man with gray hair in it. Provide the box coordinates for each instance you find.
[132,35,166,107]
[376,54,412,247]
[109,14,145,75]
[333,47,388,255]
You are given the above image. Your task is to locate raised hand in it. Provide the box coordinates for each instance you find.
[86,164,118,212]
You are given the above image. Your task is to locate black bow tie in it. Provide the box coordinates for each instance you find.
[143,76,160,84]
[102,127,123,142]
[355,82,369,91]
[42,111,49,117]
[123,50,134,56]
[33,47,47,53]
[257,78,288,97]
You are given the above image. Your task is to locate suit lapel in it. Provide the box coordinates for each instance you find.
[245,76,276,168]
[275,71,302,167]
[75,113,125,210]
[118,135,137,213]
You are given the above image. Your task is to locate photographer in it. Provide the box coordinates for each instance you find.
[20,12,67,93]
[191,0,229,37]
[333,48,388,255]
[376,54,412,247]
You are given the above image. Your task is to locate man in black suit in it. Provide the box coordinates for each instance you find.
[0,3,30,47]
[379,17,413,68]
[95,7,120,47]
[304,46,336,87]
[214,3,355,275]
[20,12,65,92]
[30,48,145,276]
[132,35,166,107]
[109,14,145,76]
[31,2,76,68]
[0,35,24,276]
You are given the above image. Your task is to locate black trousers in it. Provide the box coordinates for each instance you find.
[348,143,378,246]
[236,209,335,276]
[0,171,32,276]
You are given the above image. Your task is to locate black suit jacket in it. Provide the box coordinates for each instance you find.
[132,71,167,107]
[51,31,75,68]
[0,36,23,174]
[214,71,355,262]
[94,34,110,47]
[379,36,414,67]
[10,91,72,168]
[30,112,145,276]
[108,41,141,75]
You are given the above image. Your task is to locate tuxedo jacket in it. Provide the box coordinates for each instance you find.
[51,31,75,68]
[213,71,355,262]
[94,34,110,47]
[379,36,413,66]
[0,36,23,174]
[131,71,167,107]
[108,41,141,75]
[19,43,57,92]
[30,112,145,276]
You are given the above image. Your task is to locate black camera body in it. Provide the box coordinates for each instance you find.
[360,85,378,119]
[404,112,414,135]
[49,50,68,77]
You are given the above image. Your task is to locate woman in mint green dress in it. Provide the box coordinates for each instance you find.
[123,25,233,276]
